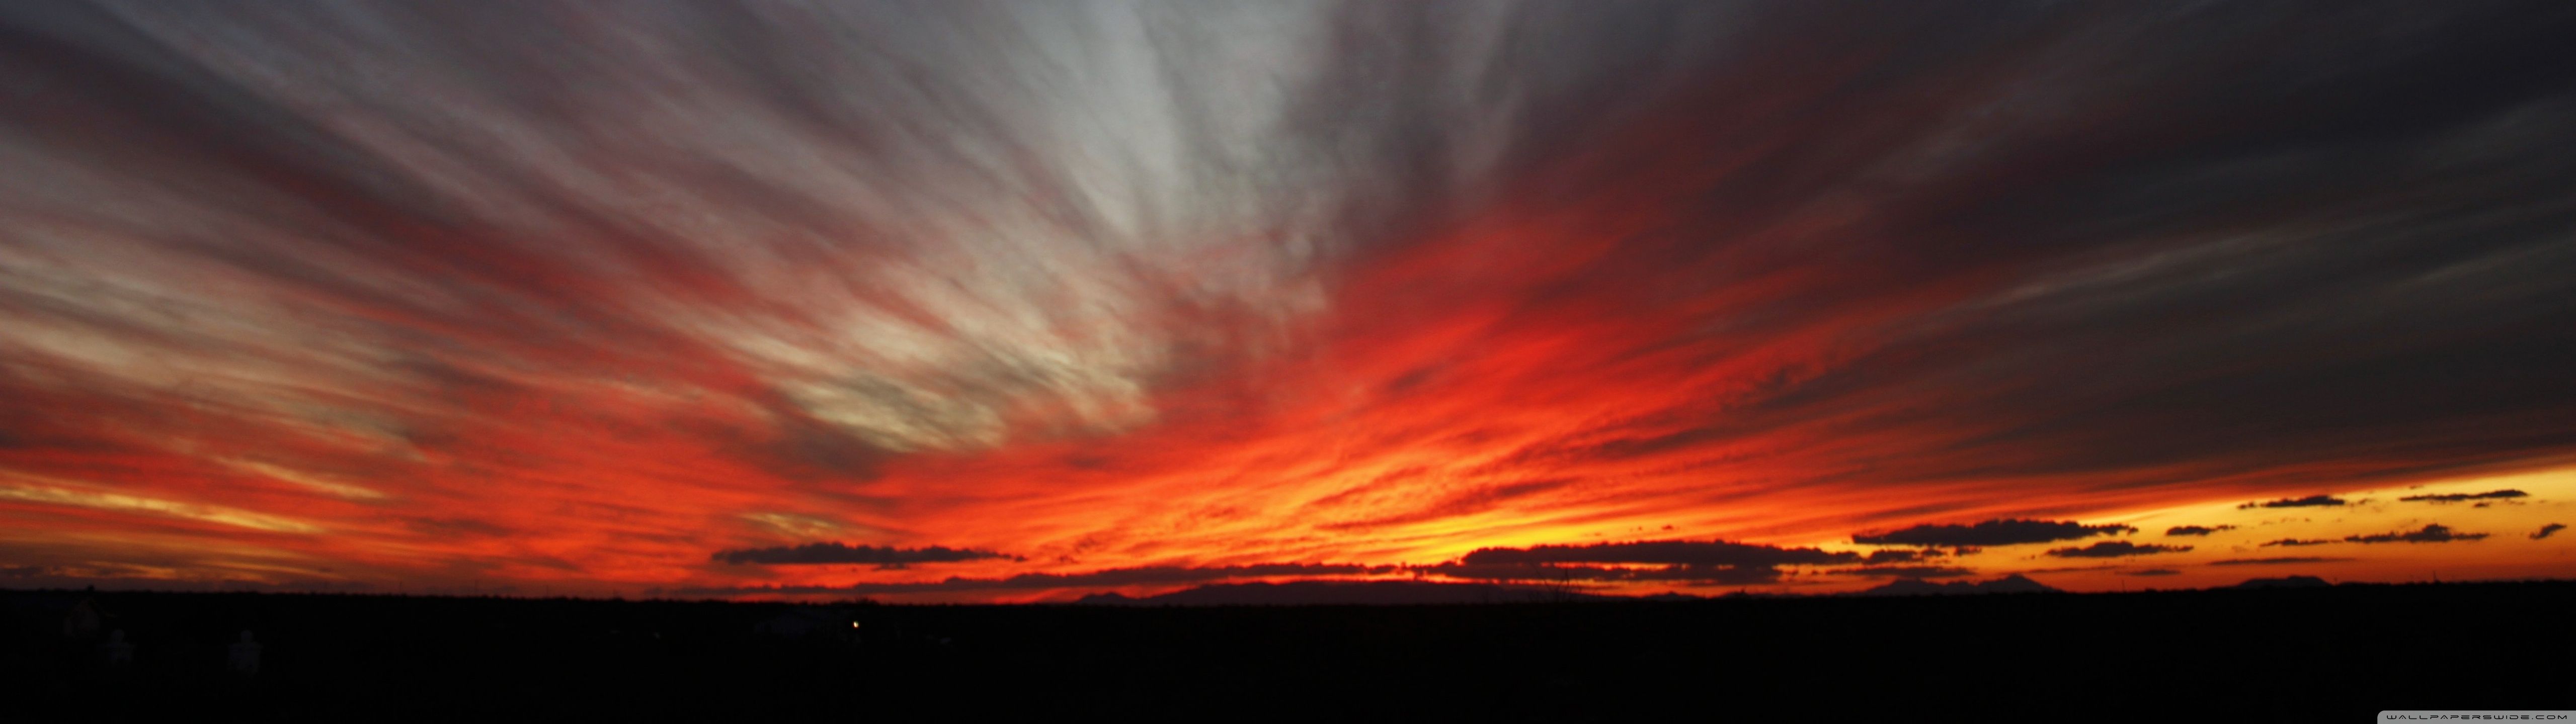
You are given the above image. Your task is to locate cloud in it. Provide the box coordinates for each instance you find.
[2344,524,2488,544]
[2125,569,2181,576]
[6,1,2576,599]
[0,475,324,534]
[2163,525,2236,537]
[710,542,1019,566]
[2044,541,2192,559]
[2237,495,2348,510]
[2396,489,2528,503]
[1852,519,2135,547]
[1863,549,1948,564]
[2536,523,2567,540]
[1422,537,1921,586]
[2209,557,2354,566]
[1458,539,1857,567]
[2259,538,2338,548]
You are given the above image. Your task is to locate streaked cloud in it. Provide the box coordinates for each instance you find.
[2,1,2572,599]
[221,459,388,501]
[0,474,323,534]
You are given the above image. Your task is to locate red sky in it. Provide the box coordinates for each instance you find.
[5,1,2576,601]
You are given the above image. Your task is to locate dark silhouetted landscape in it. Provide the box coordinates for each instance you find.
[10,580,2571,719]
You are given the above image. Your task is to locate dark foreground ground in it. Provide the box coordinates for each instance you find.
[6,581,2570,721]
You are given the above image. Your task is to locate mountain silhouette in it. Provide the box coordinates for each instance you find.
[1074,580,1622,605]
[1847,574,2062,596]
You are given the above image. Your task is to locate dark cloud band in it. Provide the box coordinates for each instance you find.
[2396,489,2528,503]
[1853,519,2135,547]
[2044,541,2192,559]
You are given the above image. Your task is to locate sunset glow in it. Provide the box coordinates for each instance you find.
[4,1,2574,602]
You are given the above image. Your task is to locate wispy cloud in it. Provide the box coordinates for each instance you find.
[2,1,2574,597]
[0,474,322,534]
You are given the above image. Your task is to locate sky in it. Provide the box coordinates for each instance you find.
[4,1,2575,602]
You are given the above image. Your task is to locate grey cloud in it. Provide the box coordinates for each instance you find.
[1864,549,1947,564]
[2239,496,2348,510]
[2044,541,2192,559]
[2344,524,2488,544]
[3,0,1734,458]
[2396,489,2528,503]
[2164,525,2235,537]
[1852,519,2135,547]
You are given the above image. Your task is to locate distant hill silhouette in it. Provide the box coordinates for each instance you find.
[2227,575,2332,590]
[7,581,2574,719]
[1075,580,1624,605]
[1847,574,2060,596]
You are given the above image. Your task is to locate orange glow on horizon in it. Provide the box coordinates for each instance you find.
[5,2,2574,603]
